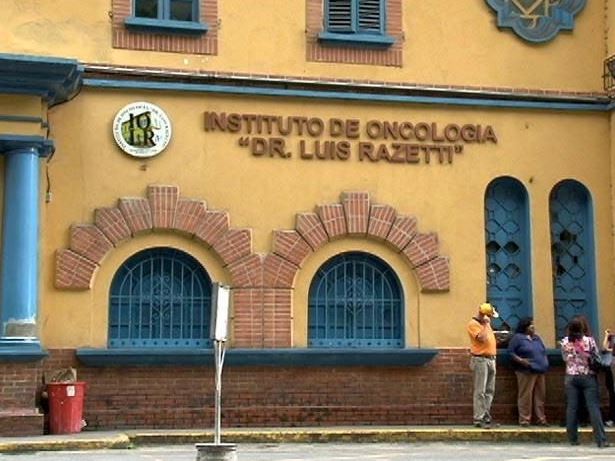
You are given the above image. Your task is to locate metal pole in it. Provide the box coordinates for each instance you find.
[196,283,235,461]
[214,339,226,445]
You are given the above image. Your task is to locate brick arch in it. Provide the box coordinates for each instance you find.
[55,185,253,290]
[54,187,449,349]
[267,191,450,292]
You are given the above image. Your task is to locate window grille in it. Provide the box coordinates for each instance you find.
[550,180,596,339]
[109,247,212,348]
[308,252,403,348]
[484,177,532,331]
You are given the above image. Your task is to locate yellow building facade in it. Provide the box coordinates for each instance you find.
[0,0,614,434]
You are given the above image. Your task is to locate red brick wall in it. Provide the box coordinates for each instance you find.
[37,348,580,430]
[0,361,44,436]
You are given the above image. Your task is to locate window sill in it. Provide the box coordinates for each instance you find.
[317,32,394,48]
[76,347,438,367]
[77,348,214,366]
[228,348,438,366]
[124,17,208,35]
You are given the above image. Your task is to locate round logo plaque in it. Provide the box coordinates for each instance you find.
[113,102,172,158]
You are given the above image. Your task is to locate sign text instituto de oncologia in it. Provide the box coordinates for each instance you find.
[204,112,498,165]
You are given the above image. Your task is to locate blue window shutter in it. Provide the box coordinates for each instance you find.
[358,0,384,33]
[327,0,354,32]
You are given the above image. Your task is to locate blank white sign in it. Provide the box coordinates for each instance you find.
[211,283,231,341]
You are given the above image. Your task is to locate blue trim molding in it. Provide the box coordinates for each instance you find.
[77,348,214,366]
[84,78,607,112]
[124,17,208,35]
[227,348,438,366]
[318,32,394,48]
[0,53,82,106]
[77,347,439,367]
[0,339,47,362]
[0,135,54,157]
[486,0,586,43]
[0,114,46,125]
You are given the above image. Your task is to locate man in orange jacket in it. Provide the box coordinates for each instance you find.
[467,302,499,429]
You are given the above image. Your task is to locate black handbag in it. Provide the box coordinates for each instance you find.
[589,346,612,372]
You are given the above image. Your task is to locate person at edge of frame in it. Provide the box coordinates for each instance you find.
[601,327,615,427]
[561,317,609,448]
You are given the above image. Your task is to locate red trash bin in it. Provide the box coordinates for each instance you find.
[47,382,86,434]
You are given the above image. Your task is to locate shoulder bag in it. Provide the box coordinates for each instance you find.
[589,346,612,372]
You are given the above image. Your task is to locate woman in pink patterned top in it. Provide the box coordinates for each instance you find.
[561,317,608,448]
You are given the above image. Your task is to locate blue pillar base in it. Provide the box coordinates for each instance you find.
[0,338,47,362]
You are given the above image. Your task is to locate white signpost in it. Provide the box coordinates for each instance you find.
[196,283,237,461]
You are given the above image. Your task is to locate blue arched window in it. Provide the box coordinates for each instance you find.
[550,180,597,339]
[484,177,532,331]
[109,247,212,348]
[308,252,403,348]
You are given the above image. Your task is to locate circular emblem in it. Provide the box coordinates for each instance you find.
[113,102,172,158]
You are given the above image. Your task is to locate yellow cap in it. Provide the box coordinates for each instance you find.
[479,302,499,318]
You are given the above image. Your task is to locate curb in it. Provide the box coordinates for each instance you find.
[0,427,605,453]
[128,428,571,445]
[0,433,131,453]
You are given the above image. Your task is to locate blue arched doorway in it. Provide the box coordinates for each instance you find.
[484,176,532,331]
[550,180,597,339]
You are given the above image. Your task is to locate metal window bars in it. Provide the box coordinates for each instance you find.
[109,247,212,348]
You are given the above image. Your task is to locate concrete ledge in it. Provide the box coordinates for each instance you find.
[0,432,131,453]
[1,426,611,452]
[0,411,44,437]
[126,426,578,444]
[76,348,439,367]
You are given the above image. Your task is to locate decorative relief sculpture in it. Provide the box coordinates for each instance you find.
[486,0,586,43]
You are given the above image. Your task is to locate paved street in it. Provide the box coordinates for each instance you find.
[4,442,615,461]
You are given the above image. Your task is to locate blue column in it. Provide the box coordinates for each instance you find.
[0,147,42,348]
[0,51,82,360]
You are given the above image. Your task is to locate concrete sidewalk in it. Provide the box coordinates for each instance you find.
[1,425,611,453]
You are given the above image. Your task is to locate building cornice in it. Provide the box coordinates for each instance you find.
[0,54,607,111]
[83,62,609,111]
[0,54,82,107]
